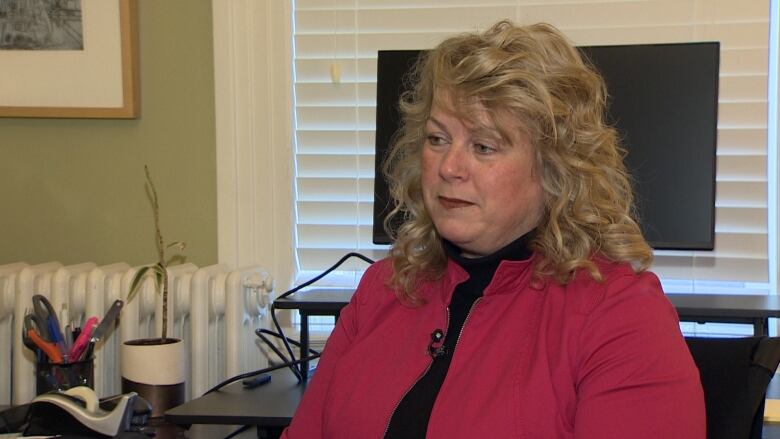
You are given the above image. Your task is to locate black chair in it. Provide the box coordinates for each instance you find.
[685,336,780,439]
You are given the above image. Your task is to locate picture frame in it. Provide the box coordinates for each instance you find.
[0,0,139,119]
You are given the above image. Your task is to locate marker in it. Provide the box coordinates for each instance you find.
[69,317,98,361]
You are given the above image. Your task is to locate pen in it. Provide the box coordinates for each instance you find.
[46,316,68,362]
[60,303,70,335]
[64,324,73,351]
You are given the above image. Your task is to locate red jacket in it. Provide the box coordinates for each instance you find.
[283,255,705,438]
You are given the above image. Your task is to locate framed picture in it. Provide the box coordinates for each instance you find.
[0,0,138,118]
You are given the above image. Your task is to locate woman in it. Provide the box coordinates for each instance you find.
[283,21,704,438]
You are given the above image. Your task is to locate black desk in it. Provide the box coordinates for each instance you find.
[165,368,305,437]
[165,291,780,435]
[667,293,780,336]
[273,288,354,380]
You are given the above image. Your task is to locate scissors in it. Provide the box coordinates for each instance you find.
[22,312,45,352]
[32,294,66,356]
[23,312,63,364]
[27,328,64,364]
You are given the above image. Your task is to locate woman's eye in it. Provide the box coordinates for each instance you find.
[474,143,496,154]
[427,135,447,146]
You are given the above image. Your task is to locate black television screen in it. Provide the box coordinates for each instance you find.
[373,43,719,250]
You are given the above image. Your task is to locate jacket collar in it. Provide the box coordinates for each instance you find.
[483,255,537,296]
[438,232,538,301]
[418,255,539,304]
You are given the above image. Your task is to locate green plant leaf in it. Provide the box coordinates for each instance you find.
[127,265,152,303]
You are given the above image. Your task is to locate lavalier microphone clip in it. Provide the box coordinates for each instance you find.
[428,329,447,359]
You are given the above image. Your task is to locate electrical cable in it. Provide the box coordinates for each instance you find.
[255,330,294,365]
[268,252,374,382]
[223,424,251,439]
[205,251,374,395]
[204,353,322,395]
[255,328,321,356]
[254,328,322,366]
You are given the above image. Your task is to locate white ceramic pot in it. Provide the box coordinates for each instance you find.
[121,338,185,418]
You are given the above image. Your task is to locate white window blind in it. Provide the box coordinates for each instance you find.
[293,0,773,292]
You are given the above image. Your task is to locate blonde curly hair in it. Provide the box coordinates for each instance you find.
[383,21,653,303]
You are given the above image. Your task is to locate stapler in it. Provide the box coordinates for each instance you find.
[23,386,150,438]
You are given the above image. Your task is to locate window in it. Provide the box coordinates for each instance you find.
[292,0,776,330]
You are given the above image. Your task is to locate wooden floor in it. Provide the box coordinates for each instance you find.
[764,377,780,438]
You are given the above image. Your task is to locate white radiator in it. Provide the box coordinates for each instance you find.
[0,261,274,405]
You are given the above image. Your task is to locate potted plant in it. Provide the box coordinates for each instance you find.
[120,165,188,417]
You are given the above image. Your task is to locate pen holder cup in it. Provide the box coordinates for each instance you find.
[35,358,94,395]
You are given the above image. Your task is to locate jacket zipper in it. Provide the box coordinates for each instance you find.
[382,307,451,437]
[454,297,482,353]
[382,297,483,436]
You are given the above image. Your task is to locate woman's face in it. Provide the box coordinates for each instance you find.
[421,101,544,257]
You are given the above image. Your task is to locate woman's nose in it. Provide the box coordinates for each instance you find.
[439,143,468,180]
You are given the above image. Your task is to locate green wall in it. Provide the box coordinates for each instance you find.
[0,0,218,267]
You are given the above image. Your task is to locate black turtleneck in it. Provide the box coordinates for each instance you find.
[384,233,533,438]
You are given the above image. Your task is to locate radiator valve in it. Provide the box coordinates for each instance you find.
[244,273,273,311]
